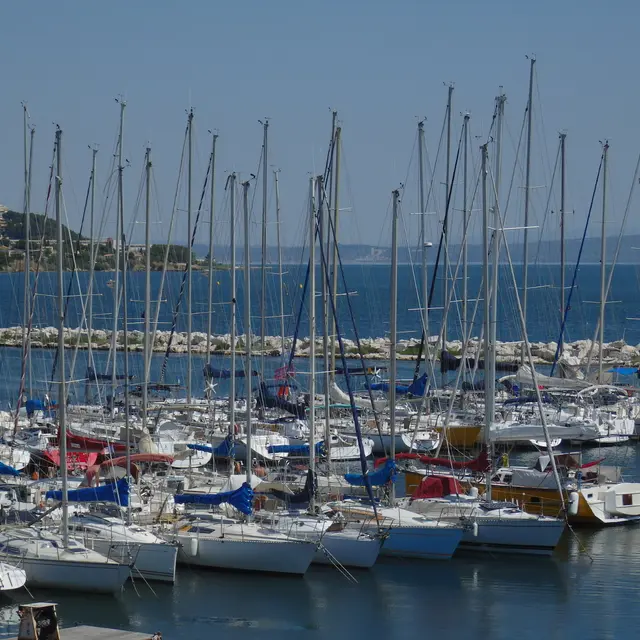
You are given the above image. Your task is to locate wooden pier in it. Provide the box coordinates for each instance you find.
[12,603,155,640]
[12,626,154,640]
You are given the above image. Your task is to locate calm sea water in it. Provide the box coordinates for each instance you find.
[0,264,638,637]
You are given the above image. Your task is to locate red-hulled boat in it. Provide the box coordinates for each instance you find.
[63,428,129,454]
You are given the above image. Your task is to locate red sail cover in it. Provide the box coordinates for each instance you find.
[412,475,465,499]
[41,449,98,472]
[375,449,490,472]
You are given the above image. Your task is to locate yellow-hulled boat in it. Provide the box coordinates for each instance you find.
[433,424,483,449]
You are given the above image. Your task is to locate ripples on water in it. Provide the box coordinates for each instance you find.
[0,508,637,639]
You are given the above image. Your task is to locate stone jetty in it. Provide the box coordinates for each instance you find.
[1,326,639,367]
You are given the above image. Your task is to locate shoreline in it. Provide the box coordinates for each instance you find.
[4,326,639,367]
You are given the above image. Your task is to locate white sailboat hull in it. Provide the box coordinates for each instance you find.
[175,535,315,575]
[83,539,178,583]
[459,517,565,555]
[312,533,381,568]
[13,557,130,592]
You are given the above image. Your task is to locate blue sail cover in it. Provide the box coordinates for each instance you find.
[46,477,129,506]
[344,459,397,487]
[368,373,427,396]
[187,435,235,457]
[174,482,254,515]
[607,367,638,376]
[266,441,325,456]
[0,462,20,477]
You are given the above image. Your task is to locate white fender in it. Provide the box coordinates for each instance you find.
[189,537,199,557]
[568,491,580,517]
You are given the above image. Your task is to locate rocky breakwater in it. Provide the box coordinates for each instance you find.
[1,326,640,366]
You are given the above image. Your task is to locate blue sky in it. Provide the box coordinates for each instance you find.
[0,0,638,252]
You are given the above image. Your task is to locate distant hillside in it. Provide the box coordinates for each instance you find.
[1,210,83,243]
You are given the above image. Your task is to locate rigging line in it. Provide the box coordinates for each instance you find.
[534,67,556,209]
[487,155,566,510]
[412,118,465,382]
[319,180,385,452]
[317,195,379,523]
[533,140,560,266]
[13,138,57,430]
[149,121,189,361]
[584,149,640,374]
[48,164,93,395]
[412,157,485,456]
[158,151,213,383]
[424,105,500,387]
[550,150,605,375]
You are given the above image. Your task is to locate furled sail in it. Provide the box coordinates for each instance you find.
[174,483,254,515]
[46,477,129,506]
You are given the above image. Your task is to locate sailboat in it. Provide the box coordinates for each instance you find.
[402,124,566,553]
[0,126,130,593]
[161,177,316,576]
[330,188,464,560]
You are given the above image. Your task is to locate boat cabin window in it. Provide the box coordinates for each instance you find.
[623,494,633,506]
[188,526,215,534]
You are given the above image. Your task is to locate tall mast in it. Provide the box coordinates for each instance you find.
[308,176,317,509]
[443,84,453,347]
[186,108,194,404]
[118,106,131,524]
[389,189,400,505]
[110,100,125,412]
[318,175,331,467]
[21,104,33,398]
[55,127,69,548]
[259,119,269,378]
[494,91,506,233]
[26,124,35,397]
[142,147,152,439]
[481,142,494,502]
[462,113,470,348]
[273,169,285,361]
[522,56,536,329]
[205,133,219,366]
[228,173,237,438]
[598,141,609,383]
[87,145,98,372]
[559,133,567,353]
[417,120,429,368]
[329,125,342,382]
[242,179,253,485]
